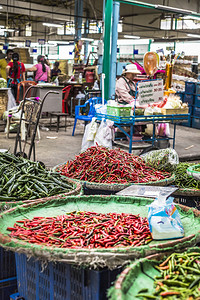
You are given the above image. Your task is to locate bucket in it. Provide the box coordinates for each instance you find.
[85,71,94,83]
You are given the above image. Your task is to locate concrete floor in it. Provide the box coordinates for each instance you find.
[0,118,199,168]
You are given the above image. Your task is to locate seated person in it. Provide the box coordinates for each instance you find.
[51,62,61,79]
[115,64,140,104]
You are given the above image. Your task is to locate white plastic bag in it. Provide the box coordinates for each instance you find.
[81,118,98,153]
[94,119,114,149]
[148,197,184,240]
[7,89,16,111]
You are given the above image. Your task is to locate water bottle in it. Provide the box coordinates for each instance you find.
[79,73,83,84]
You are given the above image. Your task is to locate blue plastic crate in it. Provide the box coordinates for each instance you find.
[194,94,200,107]
[193,106,200,117]
[0,277,17,300]
[185,81,196,94]
[15,253,122,300]
[183,93,194,105]
[0,247,16,280]
[196,82,200,95]
[192,116,200,129]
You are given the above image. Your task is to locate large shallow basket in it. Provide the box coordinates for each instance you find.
[53,163,175,194]
[0,178,82,213]
[108,247,200,300]
[0,195,199,269]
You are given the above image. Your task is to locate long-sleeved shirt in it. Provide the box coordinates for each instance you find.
[115,76,136,104]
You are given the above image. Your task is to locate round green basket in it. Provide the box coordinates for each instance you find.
[53,163,175,193]
[0,178,82,213]
[108,247,200,300]
[0,195,199,269]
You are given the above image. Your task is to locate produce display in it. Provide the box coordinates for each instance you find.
[174,163,200,189]
[7,211,152,248]
[137,251,200,299]
[58,146,171,184]
[0,78,7,88]
[0,152,74,201]
[142,148,179,172]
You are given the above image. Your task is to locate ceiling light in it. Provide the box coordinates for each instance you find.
[187,33,200,38]
[81,38,94,42]
[124,35,140,39]
[48,40,70,45]
[43,23,63,28]
[155,5,193,15]
[184,16,200,21]
[0,6,3,9]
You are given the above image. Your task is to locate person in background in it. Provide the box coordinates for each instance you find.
[115,64,140,104]
[6,52,25,99]
[51,61,61,79]
[44,55,51,67]
[26,55,50,83]
[0,49,13,80]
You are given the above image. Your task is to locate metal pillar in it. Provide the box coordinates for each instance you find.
[102,0,113,100]
[110,1,120,98]
[74,0,83,41]
[84,19,89,64]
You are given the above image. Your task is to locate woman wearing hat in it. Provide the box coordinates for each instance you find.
[115,64,140,104]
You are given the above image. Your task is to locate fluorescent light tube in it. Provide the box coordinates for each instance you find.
[124,35,140,39]
[43,23,63,28]
[155,5,193,15]
[81,38,94,41]
[187,34,200,38]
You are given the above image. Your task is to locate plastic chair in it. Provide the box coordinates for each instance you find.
[72,96,102,136]
[62,85,71,114]
[16,81,37,104]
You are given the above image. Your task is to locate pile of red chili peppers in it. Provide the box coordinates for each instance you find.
[7,211,152,249]
[59,146,171,184]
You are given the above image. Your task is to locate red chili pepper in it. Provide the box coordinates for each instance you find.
[8,211,152,249]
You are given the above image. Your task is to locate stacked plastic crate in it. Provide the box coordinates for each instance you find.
[0,247,17,299]
[176,82,195,127]
[192,82,200,129]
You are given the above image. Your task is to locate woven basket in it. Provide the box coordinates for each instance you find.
[109,246,200,300]
[0,90,8,119]
[173,187,200,196]
[0,196,199,269]
[0,178,82,213]
[53,163,175,192]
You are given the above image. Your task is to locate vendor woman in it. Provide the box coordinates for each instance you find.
[115,64,140,104]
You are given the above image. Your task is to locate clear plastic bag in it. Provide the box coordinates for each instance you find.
[141,148,179,172]
[148,197,184,240]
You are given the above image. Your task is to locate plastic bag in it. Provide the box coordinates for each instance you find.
[94,119,114,149]
[141,148,179,172]
[157,123,170,137]
[148,197,184,240]
[81,118,97,153]
[7,89,16,111]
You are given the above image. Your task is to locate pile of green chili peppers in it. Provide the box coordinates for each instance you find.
[174,163,200,189]
[0,152,74,201]
[136,251,200,299]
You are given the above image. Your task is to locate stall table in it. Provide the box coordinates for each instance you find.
[35,85,64,113]
[95,113,190,153]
